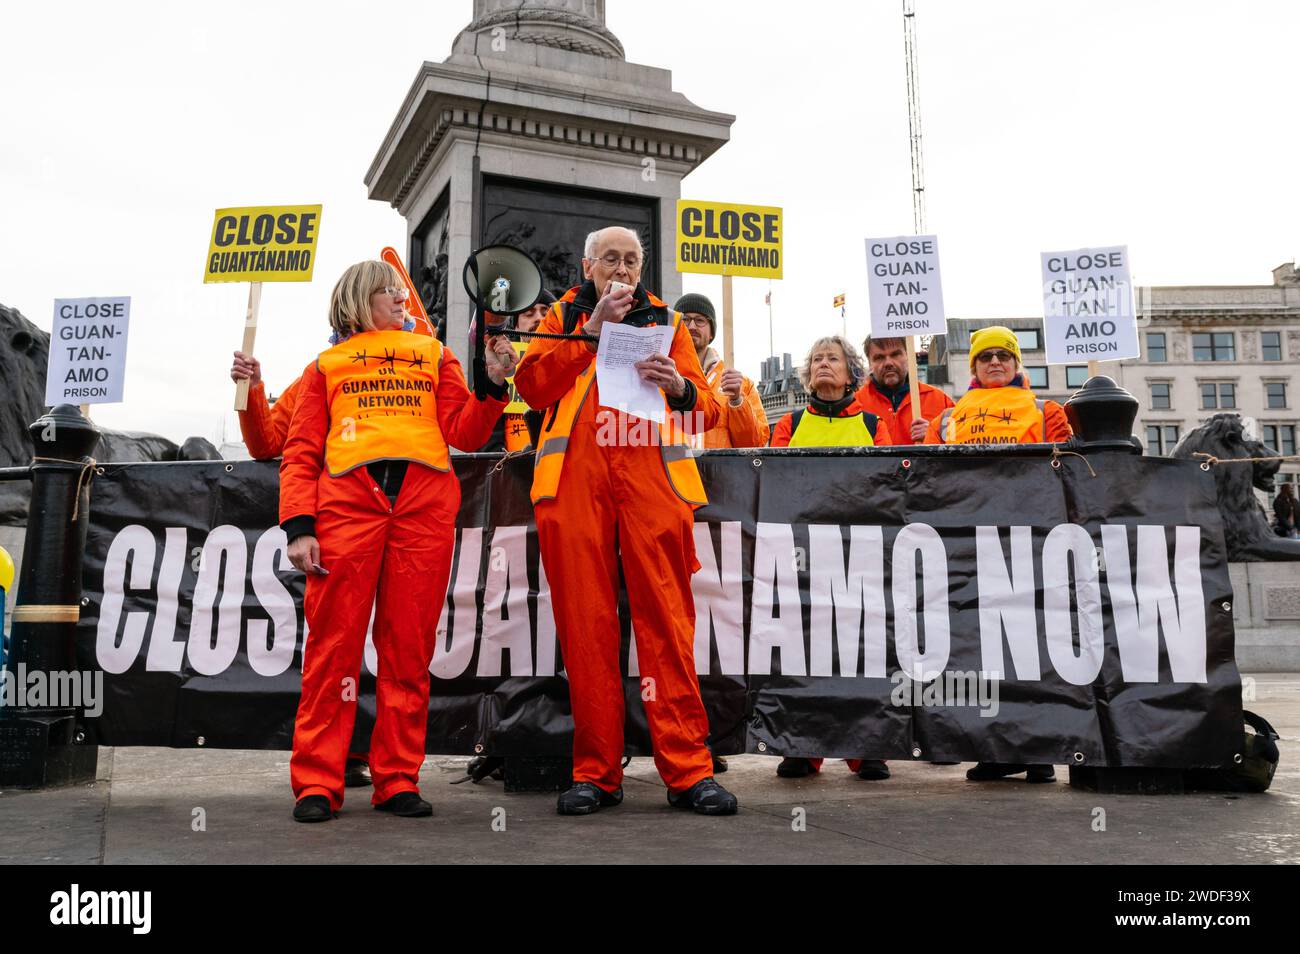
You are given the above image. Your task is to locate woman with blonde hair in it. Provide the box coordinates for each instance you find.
[279,259,517,822]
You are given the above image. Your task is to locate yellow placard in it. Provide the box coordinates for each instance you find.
[504,339,530,414]
[676,199,783,279]
[204,204,322,283]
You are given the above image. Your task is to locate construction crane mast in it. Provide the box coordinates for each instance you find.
[903,0,926,235]
[903,0,931,362]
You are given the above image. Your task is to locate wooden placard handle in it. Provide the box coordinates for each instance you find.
[234,281,262,412]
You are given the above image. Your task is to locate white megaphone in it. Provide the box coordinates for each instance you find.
[461,244,596,397]
[462,245,544,320]
[463,245,544,398]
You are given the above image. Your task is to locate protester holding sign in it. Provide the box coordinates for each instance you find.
[924,326,1071,447]
[769,336,893,449]
[513,225,738,817]
[923,324,1069,784]
[229,354,300,460]
[854,336,953,445]
[674,293,769,451]
[278,260,516,823]
[768,334,892,781]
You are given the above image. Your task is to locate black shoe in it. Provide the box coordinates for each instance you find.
[966,762,1054,782]
[344,758,372,788]
[1026,765,1056,783]
[466,755,506,783]
[668,776,739,815]
[776,757,816,778]
[712,755,729,774]
[374,791,433,817]
[292,795,334,823]
[556,782,623,816]
[856,759,891,780]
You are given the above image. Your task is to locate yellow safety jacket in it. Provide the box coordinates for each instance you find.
[788,407,880,447]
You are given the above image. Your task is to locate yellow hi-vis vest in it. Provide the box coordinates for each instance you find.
[788,407,880,447]
[531,310,708,508]
[316,329,449,477]
[938,386,1046,445]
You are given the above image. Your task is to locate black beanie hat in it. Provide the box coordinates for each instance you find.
[674,293,717,342]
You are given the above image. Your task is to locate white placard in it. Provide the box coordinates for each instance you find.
[865,235,946,337]
[1041,245,1138,364]
[45,297,131,406]
[596,322,674,424]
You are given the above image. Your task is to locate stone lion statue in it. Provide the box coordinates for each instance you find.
[1172,413,1300,562]
[1,303,221,525]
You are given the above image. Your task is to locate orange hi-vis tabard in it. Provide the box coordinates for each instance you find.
[939,385,1046,445]
[316,329,449,476]
[531,296,707,508]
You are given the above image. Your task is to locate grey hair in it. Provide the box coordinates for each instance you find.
[584,226,644,261]
[798,335,868,393]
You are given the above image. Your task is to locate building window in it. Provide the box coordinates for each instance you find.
[1146,332,1167,363]
[1150,382,1171,409]
[1262,425,1296,457]
[1024,366,1048,388]
[1200,382,1236,409]
[1262,331,1282,362]
[1146,424,1180,456]
[1014,328,1041,351]
[1266,382,1288,409]
[1192,332,1235,361]
[1065,366,1089,388]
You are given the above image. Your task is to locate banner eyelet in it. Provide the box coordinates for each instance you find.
[1200,462,1210,471]
[1072,751,1085,763]
[95,466,105,476]
[474,742,485,754]
[225,463,234,473]
[901,459,911,470]
[196,736,206,747]
[911,746,922,758]
[1051,458,1061,469]
[1233,753,1243,764]
[756,741,768,752]
[751,458,762,468]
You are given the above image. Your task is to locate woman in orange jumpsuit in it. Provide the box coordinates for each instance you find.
[279,260,516,822]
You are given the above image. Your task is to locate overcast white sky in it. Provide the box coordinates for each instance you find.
[2,1,1296,446]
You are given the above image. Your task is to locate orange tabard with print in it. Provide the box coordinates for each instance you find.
[315,329,449,476]
[940,385,1046,445]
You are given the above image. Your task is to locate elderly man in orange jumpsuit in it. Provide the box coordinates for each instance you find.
[513,225,739,816]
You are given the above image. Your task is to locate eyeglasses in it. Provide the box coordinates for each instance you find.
[681,314,712,327]
[374,285,409,300]
[594,252,642,269]
[975,350,1016,364]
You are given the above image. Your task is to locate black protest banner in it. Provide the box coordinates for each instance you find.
[77,449,1242,766]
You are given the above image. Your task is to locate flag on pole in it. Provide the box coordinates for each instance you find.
[833,293,845,309]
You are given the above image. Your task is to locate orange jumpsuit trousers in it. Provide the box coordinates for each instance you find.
[535,415,715,796]
[291,465,457,809]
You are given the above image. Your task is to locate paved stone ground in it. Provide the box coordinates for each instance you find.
[2,674,1296,865]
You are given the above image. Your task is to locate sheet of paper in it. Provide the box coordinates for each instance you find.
[596,322,675,424]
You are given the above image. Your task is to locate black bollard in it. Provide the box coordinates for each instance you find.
[0,405,100,788]
[1063,375,1142,452]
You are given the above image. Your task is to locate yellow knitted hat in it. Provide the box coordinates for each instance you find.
[968,326,1022,371]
